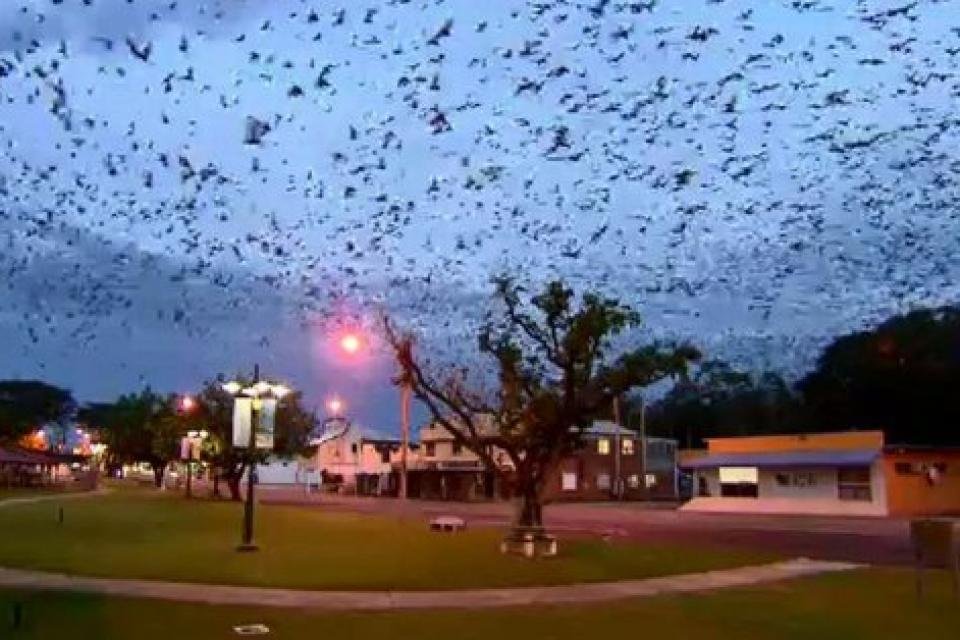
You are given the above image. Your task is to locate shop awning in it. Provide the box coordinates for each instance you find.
[681,448,880,469]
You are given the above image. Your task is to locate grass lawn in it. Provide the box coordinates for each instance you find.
[0,488,774,590]
[0,486,74,502]
[0,569,957,640]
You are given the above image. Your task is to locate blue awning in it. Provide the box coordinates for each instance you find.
[681,449,879,469]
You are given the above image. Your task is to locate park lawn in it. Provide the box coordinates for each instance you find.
[0,490,774,590]
[0,568,957,640]
[0,486,73,502]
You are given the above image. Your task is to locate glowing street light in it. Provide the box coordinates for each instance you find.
[180,395,197,412]
[340,333,361,355]
[221,381,243,396]
[327,397,344,416]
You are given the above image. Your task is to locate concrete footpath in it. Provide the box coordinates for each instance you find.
[0,559,861,610]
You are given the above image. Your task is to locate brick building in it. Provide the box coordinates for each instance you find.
[545,421,679,501]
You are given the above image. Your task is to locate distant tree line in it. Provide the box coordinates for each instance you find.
[0,375,315,500]
[1,304,957,501]
[639,306,960,448]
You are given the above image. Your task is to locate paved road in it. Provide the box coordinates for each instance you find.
[0,559,860,610]
[260,488,924,565]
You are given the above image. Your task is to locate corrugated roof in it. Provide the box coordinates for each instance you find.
[681,448,879,469]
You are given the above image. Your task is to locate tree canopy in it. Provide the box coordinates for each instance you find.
[189,376,316,499]
[799,306,960,446]
[0,380,75,444]
[642,360,806,448]
[386,277,699,529]
[81,389,187,486]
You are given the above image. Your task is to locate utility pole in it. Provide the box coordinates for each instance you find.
[639,394,648,499]
[612,395,622,499]
[400,379,411,499]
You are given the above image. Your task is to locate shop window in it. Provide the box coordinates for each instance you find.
[718,467,758,498]
[627,474,640,489]
[776,472,815,487]
[597,473,611,490]
[597,438,611,455]
[621,439,635,455]
[838,467,872,501]
[645,473,657,488]
[561,472,578,492]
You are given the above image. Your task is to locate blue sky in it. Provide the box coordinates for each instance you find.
[1,0,959,432]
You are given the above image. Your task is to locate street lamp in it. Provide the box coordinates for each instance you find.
[340,333,361,355]
[327,396,344,417]
[182,428,208,500]
[222,366,289,552]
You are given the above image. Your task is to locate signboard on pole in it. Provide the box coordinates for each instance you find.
[257,397,276,450]
[232,397,252,448]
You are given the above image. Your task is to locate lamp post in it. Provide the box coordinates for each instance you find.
[177,395,202,499]
[222,365,289,552]
[183,429,208,499]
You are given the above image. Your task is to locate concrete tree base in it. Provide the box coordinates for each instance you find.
[500,527,558,558]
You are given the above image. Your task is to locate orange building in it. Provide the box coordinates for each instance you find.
[681,431,960,517]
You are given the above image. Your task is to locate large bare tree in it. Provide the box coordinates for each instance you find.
[385,278,699,531]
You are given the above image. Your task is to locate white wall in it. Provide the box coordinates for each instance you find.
[255,458,304,485]
[685,464,889,516]
[758,467,841,500]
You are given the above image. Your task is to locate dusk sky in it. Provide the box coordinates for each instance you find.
[2,0,959,433]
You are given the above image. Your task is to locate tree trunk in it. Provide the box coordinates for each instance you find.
[226,475,242,501]
[152,463,165,488]
[515,475,545,530]
[225,463,246,501]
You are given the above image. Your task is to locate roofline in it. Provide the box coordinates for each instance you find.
[884,444,960,454]
[703,429,885,443]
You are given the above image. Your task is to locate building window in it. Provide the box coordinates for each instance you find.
[896,461,947,476]
[838,467,872,501]
[380,449,390,464]
[452,442,463,456]
[561,472,578,491]
[597,438,611,455]
[775,472,815,487]
[718,467,759,498]
[350,443,358,454]
[424,442,436,457]
[645,473,657,488]
[895,462,918,475]
[627,474,640,489]
[597,473,611,490]
[621,438,634,455]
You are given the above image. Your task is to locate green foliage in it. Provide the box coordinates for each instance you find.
[0,380,75,444]
[799,306,960,446]
[190,375,316,497]
[643,360,806,448]
[82,390,187,484]
[387,277,699,527]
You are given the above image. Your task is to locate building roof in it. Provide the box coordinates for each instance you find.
[0,447,84,465]
[681,448,880,469]
[583,421,675,443]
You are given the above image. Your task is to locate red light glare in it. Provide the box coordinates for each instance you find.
[340,334,361,354]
